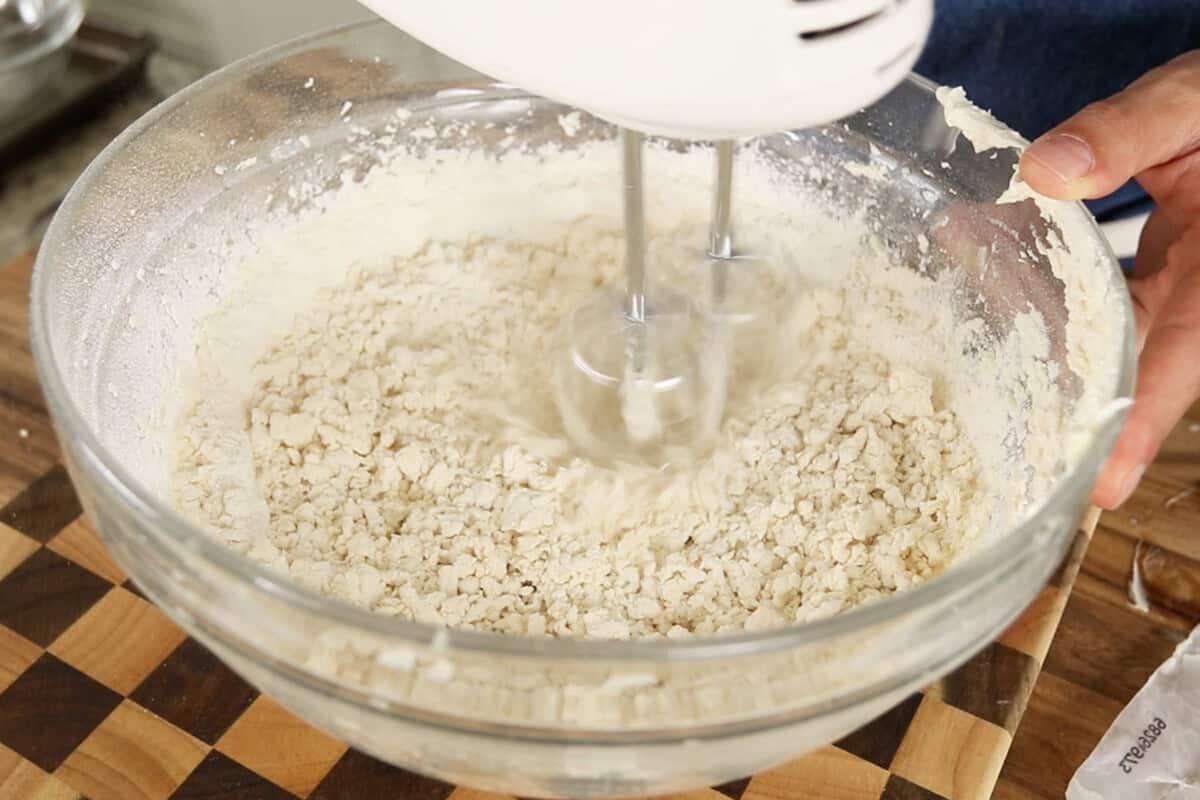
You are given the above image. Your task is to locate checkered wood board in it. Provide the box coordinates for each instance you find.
[0,466,1096,800]
[0,249,1096,799]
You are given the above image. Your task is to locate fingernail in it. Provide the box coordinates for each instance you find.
[1115,464,1147,508]
[1025,133,1095,182]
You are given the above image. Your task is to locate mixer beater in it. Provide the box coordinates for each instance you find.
[556,129,715,463]
[559,130,795,463]
[356,0,935,461]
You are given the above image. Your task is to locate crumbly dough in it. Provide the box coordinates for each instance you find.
[174,217,985,639]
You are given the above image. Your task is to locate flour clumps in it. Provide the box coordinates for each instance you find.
[173,138,990,639]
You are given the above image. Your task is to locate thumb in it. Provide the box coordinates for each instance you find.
[1018,51,1200,201]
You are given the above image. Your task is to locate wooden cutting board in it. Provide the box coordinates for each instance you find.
[1,246,1196,800]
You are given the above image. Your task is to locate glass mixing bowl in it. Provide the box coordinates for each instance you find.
[30,20,1135,798]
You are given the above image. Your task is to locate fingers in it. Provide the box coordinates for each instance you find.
[1091,228,1200,508]
[1018,51,1200,201]
[1021,51,1200,508]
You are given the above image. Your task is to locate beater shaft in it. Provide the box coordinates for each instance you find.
[708,141,736,309]
[621,128,647,324]
[708,140,734,260]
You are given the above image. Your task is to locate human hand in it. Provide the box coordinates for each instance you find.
[1019,50,1200,509]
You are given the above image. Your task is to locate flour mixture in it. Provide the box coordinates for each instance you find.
[171,130,1063,640]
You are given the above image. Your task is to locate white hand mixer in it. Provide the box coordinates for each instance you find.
[358,0,933,462]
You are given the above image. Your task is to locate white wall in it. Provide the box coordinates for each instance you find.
[89,0,375,68]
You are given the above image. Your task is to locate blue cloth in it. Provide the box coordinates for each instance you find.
[914,0,1200,222]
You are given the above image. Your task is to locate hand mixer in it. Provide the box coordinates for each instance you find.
[358,0,933,462]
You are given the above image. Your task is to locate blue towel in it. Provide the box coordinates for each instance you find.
[915,0,1200,222]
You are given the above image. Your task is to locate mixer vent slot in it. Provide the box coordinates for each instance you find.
[798,14,878,40]
[795,0,901,41]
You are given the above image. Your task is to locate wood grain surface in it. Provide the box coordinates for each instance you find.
[0,250,59,505]
[995,404,1200,797]
[2,245,1197,798]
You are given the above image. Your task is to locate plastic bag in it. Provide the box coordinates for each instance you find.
[1067,624,1200,799]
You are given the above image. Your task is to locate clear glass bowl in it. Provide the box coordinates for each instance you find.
[30,20,1135,798]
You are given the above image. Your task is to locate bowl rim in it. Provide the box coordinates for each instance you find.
[30,18,1138,664]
